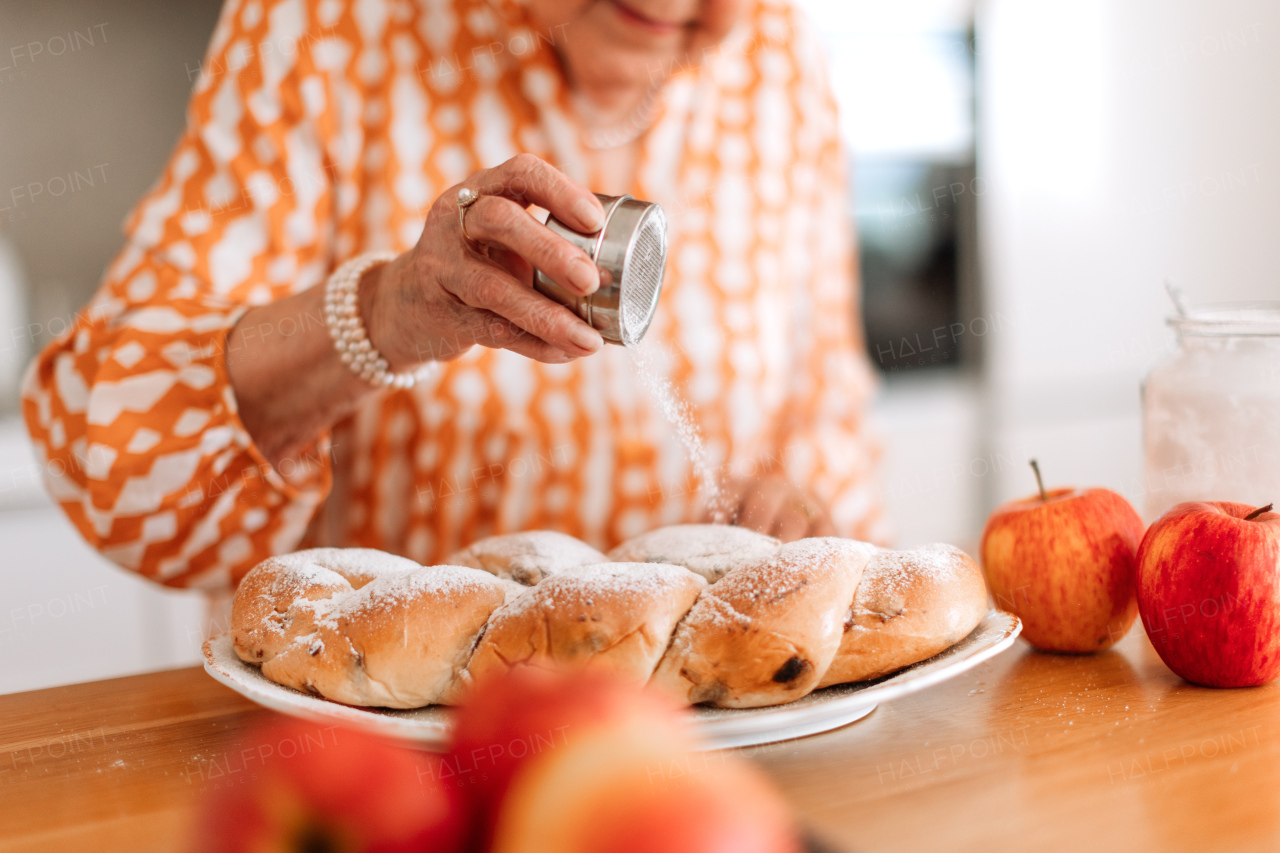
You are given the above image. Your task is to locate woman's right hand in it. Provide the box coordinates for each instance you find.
[362,153,610,366]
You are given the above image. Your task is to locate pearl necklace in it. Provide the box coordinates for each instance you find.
[573,84,663,150]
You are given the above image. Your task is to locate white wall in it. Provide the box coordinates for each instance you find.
[977,0,1280,518]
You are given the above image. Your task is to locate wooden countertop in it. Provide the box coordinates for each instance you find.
[2,627,1278,853]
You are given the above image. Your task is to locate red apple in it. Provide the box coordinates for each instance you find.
[192,719,465,853]
[981,460,1146,652]
[444,667,690,803]
[1136,501,1280,687]
[447,666,801,853]
[445,666,695,847]
[490,726,801,853]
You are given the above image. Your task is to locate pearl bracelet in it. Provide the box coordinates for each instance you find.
[323,252,428,389]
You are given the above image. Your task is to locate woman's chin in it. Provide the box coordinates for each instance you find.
[545,0,737,83]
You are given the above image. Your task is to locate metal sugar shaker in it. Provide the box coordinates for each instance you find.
[534,193,668,346]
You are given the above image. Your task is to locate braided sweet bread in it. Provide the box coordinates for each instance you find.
[230,527,988,710]
[605,523,781,582]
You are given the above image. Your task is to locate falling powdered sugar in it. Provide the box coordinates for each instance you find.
[627,338,728,520]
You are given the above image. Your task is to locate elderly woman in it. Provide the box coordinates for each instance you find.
[23,0,881,591]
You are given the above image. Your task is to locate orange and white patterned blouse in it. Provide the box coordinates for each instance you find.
[22,0,883,591]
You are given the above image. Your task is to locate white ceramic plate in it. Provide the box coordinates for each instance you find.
[203,610,1020,750]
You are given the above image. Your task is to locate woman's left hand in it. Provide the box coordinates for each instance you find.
[714,474,836,542]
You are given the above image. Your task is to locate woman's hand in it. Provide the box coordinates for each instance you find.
[715,474,836,542]
[364,154,610,367]
[227,155,608,466]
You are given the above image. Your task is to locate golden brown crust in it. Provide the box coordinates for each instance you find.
[650,538,876,708]
[230,537,990,711]
[446,531,607,585]
[818,544,988,687]
[231,549,511,708]
[459,563,706,699]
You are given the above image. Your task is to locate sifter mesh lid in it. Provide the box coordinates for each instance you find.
[619,205,667,346]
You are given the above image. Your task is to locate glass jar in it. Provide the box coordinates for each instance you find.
[1142,302,1280,522]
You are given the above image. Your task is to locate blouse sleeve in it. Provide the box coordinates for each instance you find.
[771,9,887,544]
[20,0,341,590]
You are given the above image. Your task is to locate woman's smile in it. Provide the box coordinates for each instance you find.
[606,0,693,36]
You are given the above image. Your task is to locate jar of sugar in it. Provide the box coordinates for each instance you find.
[1141,302,1280,521]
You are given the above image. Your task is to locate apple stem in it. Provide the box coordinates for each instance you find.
[1244,503,1274,522]
[1024,455,1044,502]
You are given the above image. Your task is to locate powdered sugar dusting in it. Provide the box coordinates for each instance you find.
[272,548,424,589]
[255,560,346,605]
[748,538,875,590]
[233,539,988,712]
[251,551,505,638]
[355,565,506,609]
[447,531,606,584]
[494,561,704,621]
[862,544,970,597]
[560,561,702,591]
[497,578,530,603]
[684,590,754,633]
[627,339,727,520]
[607,524,780,581]
[685,538,873,626]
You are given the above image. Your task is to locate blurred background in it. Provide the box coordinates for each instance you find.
[1,0,1277,693]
